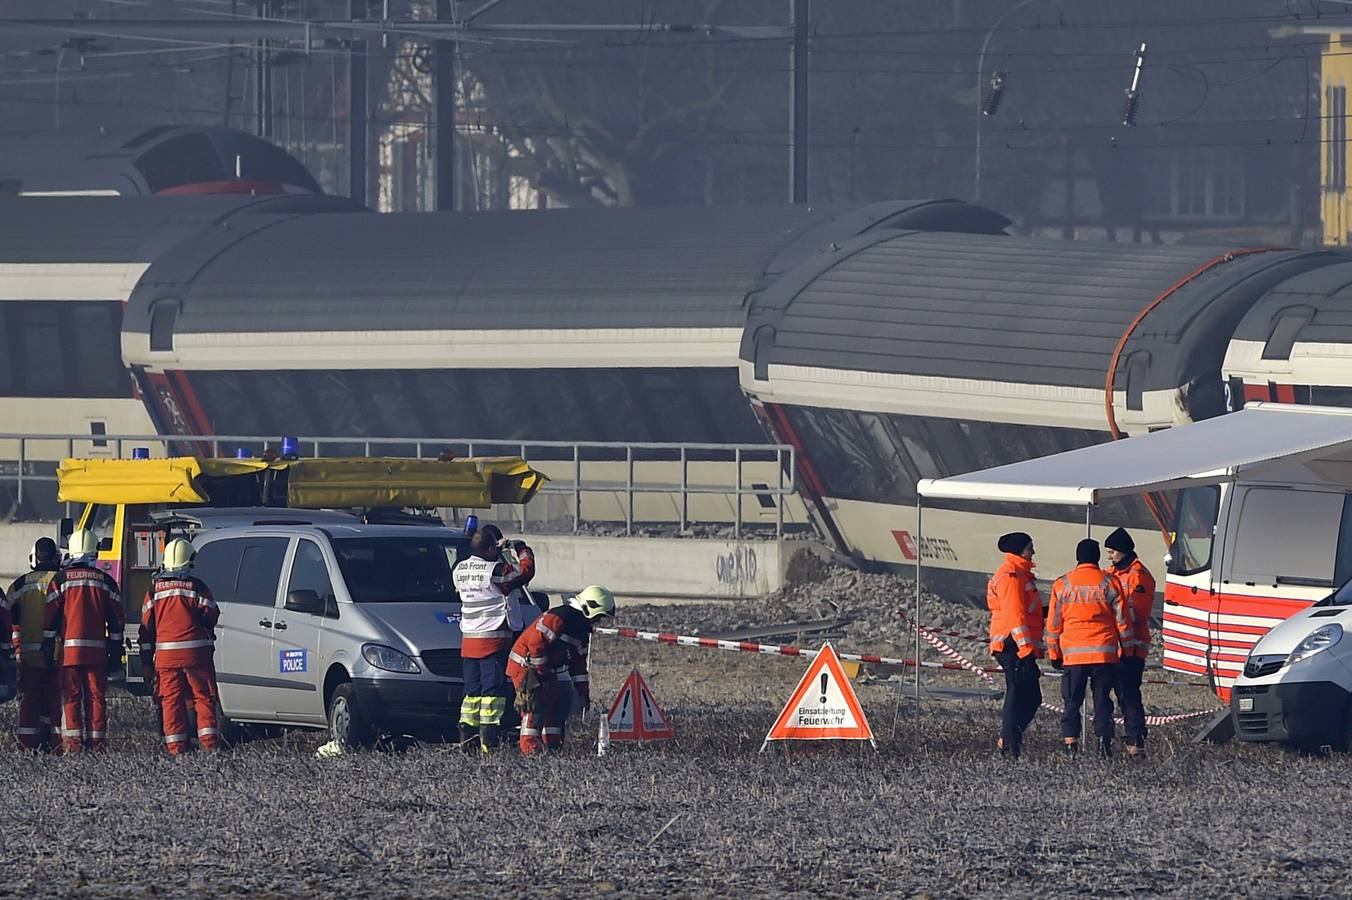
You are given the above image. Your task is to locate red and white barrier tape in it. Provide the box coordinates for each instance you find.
[596,625,1203,691]
[904,620,1220,727]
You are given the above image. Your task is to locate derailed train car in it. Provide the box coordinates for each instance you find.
[0,193,356,517]
[740,238,1339,595]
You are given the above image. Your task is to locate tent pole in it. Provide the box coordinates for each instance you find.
[915,497,923,739]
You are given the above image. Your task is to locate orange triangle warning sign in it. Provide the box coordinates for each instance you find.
[761,643,876,751]
[607,669,675,741]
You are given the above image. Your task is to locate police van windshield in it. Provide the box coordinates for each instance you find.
[332,537,469,603]
[1321,577,1352,607]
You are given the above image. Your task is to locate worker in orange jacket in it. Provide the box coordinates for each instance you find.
[139,539,221,755]
[507,585,614,755]
[9,538,61,751]
[1046,539,1131,757]
[1104,527,1156,756]
[987,531,1043,759]
[42,529,124,753]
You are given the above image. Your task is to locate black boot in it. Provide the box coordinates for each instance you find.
[1063,740,1079,757]
[1099,736,1113,758]
[479,723,500,752]
[458,722,479,754]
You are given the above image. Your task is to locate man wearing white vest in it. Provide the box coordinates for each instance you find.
[452,524,535,752]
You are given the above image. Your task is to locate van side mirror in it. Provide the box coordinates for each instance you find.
[285,589,323,615]
[58,517,73,550]
[98,537,113,552]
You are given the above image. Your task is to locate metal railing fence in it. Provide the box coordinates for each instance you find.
[0,432,798,538]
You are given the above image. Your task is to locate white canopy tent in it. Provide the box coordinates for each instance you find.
[907,403,1352,731]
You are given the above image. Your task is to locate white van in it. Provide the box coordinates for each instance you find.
[187,512,475,747]
[1231,579,1352,749]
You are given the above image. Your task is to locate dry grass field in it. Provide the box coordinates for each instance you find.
[1,574,1347,898]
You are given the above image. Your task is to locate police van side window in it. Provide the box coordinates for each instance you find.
[233,538,289,606]
[287,540,335,614]
[192,539,245,604]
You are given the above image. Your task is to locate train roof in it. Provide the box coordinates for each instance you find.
[740,231,1336,430]
[1224,259,1352,388]
[121,199,1009,370]
[0,193,363,264]
[0,125,322,196]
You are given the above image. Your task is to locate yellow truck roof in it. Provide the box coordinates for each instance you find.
[57,456,546,508]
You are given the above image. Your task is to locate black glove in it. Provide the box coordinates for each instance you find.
[41,639,56,669]
[107,640,124,675]
[1050,657,1064,671]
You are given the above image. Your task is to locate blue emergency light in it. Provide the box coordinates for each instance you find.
[280,436,300,460]
[464,514,479,536]
[236,448,254,459]
[131,447,150,460]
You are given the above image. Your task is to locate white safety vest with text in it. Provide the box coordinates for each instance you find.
[454,556,524,639]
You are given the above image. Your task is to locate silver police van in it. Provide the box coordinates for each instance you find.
[176,509,472,747]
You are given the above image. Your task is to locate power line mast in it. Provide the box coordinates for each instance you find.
[3,15,797,209]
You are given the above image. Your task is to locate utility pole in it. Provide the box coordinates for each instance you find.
[348,0,368,206]
[435,0,457,211]
[789,0,809,203]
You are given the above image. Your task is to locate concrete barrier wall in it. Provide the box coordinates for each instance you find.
[0,522,814,600]
[523,533,814,600]
[0,523,60,579]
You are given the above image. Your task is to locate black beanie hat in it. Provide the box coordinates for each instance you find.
[997,532,1032,555]
[1076,538,1101,565]
[1104,527,1135,553]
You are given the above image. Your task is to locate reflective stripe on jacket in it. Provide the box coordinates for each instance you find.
[1112,556,1156,659]
[987,553,1044,659]
[8,569,56,668]
[42,563,123,667]
[1045,564,1131,666]
[140,574,219,668]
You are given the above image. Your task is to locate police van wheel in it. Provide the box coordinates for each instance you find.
[327,683,374,750]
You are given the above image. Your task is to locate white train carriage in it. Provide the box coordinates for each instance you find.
[740,235,1337,597]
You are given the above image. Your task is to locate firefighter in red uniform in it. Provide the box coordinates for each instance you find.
[508,584,615,755]
[452,524,535,752]
[1104,527,1157,756]
[139,539,221,755]
[9,538,61,751]
[42,529,123,753]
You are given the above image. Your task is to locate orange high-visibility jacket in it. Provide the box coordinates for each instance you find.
[42,563,123,667]
[1046,564,1131,666]
[1113,557,1156,660]
[139,574,219,669]
[987,552,1044,658]
[506,604,593,703]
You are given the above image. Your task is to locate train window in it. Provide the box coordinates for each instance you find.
[1261,307,1314,361]
[134,133,225,192]
[149,301,178,352]
[21,305,62,392]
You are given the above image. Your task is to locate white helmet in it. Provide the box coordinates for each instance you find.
[67,529,98,561]
[570,584,616,620]
[163,538,195,572]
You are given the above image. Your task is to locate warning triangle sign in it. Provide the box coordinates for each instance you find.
[761,643,876,751]
[607,669,675,741]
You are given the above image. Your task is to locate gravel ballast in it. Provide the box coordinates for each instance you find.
[1,579,1342,898]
